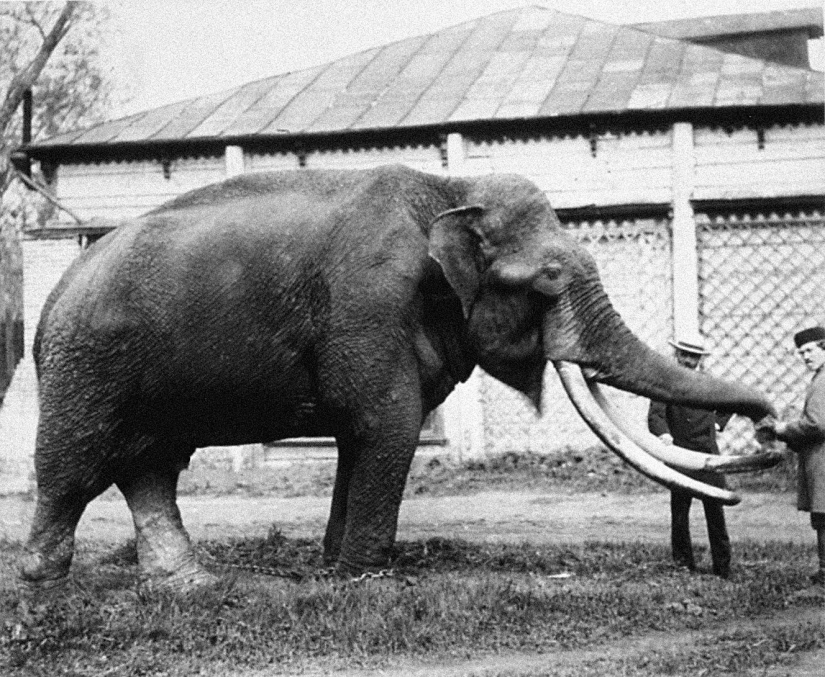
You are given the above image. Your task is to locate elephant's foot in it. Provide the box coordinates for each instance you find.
[118,465,214,592]
[19,545,72,584]
[18,567,71,598]
[19,498,83,593]
[322,548,340,568]
[133,525,217,591]
[334,548,395,578]
[138,559,218,593]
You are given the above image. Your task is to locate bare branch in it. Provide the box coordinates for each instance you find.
[23,3,49,41]
[0,2,79,135]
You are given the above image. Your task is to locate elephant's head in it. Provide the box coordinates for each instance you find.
[428,174,778,504]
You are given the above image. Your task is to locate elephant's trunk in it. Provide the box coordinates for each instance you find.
[543,285,774,422]
[542,283,780,504]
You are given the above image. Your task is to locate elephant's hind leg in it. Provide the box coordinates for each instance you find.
[20,493,86,589]
[116,461,215,589]
[20,417,106,588]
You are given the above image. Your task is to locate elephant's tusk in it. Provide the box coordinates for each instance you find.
[553,361,741,505]
[586,381,783,475]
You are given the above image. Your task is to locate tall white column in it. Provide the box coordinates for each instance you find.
[671,122,700,341]
[439,132,486,460]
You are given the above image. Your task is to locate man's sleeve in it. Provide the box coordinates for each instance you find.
[781,378,825,448]
[647,400,669,436]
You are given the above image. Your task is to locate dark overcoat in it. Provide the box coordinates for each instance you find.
[780,367,825,514]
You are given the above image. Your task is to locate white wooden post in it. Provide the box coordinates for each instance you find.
[446,132,466,175]
[439,132,486,461]
[225,145,245,177]
[671,122,700,341]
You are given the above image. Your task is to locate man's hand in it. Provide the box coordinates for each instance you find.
[755,416,788,443]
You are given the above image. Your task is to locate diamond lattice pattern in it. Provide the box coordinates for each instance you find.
[698,208,825,454]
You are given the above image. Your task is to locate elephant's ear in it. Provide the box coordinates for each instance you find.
[428,205,486,318]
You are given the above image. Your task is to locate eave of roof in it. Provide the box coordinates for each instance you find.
[22,5,825,160]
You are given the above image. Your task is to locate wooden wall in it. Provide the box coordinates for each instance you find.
[465,131,674,208]
[48,122,823,224]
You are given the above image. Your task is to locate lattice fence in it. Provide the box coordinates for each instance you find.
[480,214,674,456]
[698,205,825,454]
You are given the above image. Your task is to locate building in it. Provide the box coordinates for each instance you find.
[2,6,823,491]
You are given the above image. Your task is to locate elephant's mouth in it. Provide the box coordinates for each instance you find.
[554,362,782,506]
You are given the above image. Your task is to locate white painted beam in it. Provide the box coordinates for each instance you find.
[671,122,700,342]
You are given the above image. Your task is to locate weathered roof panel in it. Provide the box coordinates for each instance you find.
[262,50,378,134]
[189,77,279,138]
[152,88,237,141]
[225,66,326,136]
[640,40,686,84]
[68,110,147,145]
[355,26,470,129]
[312,36,428,132]
[30,6,825,151]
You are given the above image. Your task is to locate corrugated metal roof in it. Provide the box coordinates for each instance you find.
[35,6,825,149]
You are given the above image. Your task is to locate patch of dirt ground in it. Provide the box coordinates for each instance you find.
[0,489,815,547]
[1,489,822,676]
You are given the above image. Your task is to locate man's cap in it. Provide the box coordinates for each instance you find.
[794,326,825,348]
[668,334,709,355]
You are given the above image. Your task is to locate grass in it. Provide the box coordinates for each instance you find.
[175,445,799,500]
[1,450,813,675]
[1,532,822,676]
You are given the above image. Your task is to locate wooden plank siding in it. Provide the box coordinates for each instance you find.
[465,131,673,208]
[44,122,823,226]
[303,144,444,173]
[53,156,226,222]
[693,122,825,199]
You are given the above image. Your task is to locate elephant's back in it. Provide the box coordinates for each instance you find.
[148,165,428,215]
[34,164,443,380]
[34,223,151,366]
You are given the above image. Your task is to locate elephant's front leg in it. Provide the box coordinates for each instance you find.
[333,390,422,573]
[116,461,215,589]
[323,450,355,565]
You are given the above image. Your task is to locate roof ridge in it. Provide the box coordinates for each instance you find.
[632,6,823,38]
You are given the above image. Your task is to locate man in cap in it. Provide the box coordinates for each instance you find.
[648,334,733,577]
[758,325,825,585]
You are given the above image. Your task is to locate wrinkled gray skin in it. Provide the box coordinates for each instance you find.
[21,165,774,588]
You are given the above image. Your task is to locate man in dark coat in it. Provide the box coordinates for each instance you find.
[758,325,825,585]
[648,335,733,578]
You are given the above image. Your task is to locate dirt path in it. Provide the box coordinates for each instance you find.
[0,490,814,547]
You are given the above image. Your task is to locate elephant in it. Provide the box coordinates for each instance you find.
[20,164,779,590]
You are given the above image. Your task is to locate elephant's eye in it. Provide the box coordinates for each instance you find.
[533,269,564,298]
[543,265,562,281]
